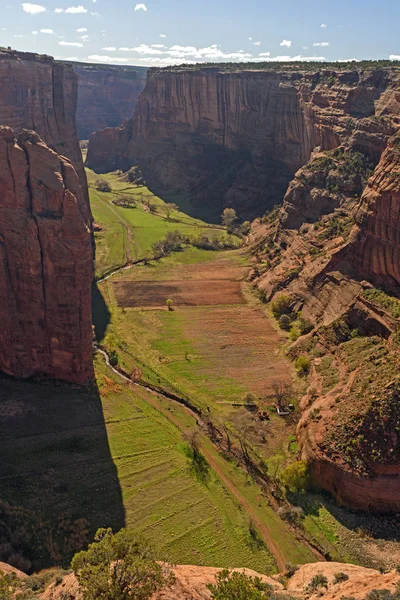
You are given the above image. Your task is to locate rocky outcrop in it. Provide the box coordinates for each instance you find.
[86,65,400,220]
[0,49,89,207]
[71,62,147,140]
[342,132,400,290]
[4,561,398,600]
[0,127,93,384]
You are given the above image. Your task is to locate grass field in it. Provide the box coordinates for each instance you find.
[87,169,237,278]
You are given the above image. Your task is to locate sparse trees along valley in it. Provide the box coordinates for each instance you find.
[0,45,399,599]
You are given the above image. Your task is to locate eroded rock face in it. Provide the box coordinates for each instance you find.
[0,49,89,207]
[0,127,93,384]
[86,66,400,220]
[346,132,400,290]
[72,63,147,140]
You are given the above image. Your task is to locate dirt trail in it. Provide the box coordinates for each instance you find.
[96,346,287,570]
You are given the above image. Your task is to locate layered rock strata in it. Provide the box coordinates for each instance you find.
[86,65,400,220]
[0,127,93,384]
[0,49,89,207]
[71,62,147,139]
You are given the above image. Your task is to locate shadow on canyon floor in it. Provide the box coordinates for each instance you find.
[0,374,124,572]
[291,491,400,544]
[92,280,111,342]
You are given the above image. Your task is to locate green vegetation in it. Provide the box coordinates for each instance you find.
[72,528,171,600]
[208,569,274,600]
[363,288,400,318]
[280,461,309,493]
[87,168,240,278]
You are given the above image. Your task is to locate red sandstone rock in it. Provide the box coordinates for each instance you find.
[0,127,93,384]
[72,63,146,140]
[86,66,400,219]
[0,49,89,209]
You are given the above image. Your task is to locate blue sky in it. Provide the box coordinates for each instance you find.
[1,0,399,66]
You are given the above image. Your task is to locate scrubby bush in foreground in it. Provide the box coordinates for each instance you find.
[72,528,173,600]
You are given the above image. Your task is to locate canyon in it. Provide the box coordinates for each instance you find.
[0,50,93,383]
[86,64,400,220]
[86,62,400,510]
[71,62,147,140]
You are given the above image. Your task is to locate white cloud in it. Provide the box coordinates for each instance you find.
[40,28,54,33]
[134,3,147,10]
[336,58,360,62]
[77,27,87,32]
[65,5,88,12]
[320,23,327,28]
[248,37,252,41]
[280,39,291,47]
[254,41,260,46]
[151,43,165,48]
[313,42,330,47]
[131,43,163,54]
[119,47,130,51]
[88,54,130,63]
[389,54,400,60]
[59,40,83,46]
[55,8,64,12]
[22,2,46,13]
[102,46,116,51]
[81,34,89,40]
[258,52,271,57]
[159,33,166,38]
[32,30,38,34]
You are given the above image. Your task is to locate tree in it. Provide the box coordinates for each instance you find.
[109,350,119,367]
[280,460,309,493]
[95,179,112,193]
[221,208,237,232]
[163,202,179,220]
[208,569,272,600]
[272,380,292,410]
[71,528,173,600]
[166,298,174,311]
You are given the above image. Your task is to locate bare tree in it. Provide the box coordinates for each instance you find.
[272,380,292,409]
[163,202,179,220]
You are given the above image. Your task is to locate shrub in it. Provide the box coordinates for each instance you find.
[221,208,237,232]
[333,572,349,584]
[207,569,273,599]
[152,231,186,257]
[95,179,112,193]
[280,460,309,493]
[307,574,328,591]
[289,327,300,342]
[298,317,314,335]
[72,528,172,600]
[294,355,310,375]
[278,315,291,331]
[109,350,119,367]
[166,299,173,311]
[271,295,292,318]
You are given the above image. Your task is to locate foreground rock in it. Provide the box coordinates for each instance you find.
[3,561,398,600]
[0,128,93,384]
[86,65,400,220]
[0,48,89,205]
[71,62,147,140]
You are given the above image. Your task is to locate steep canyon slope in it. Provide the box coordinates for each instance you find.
[71,62,147,139]
[0,127,93,383]
[0,50,93,383]
[86,64,400,220]
[0,49,89,205]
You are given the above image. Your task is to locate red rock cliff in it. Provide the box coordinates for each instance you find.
[72,63,147,140]
[0,49,89,209]
[86,66,399,220]
[0,127,93,384]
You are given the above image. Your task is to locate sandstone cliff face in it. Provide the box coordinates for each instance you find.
[72,63,147,140]
[86,66,400,220]
[0,49,89,207]
[0,127,93,384]
[344,132,400,290]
